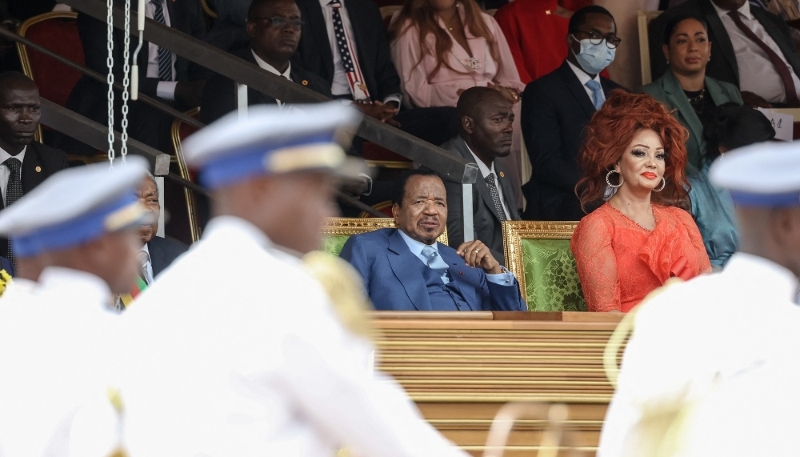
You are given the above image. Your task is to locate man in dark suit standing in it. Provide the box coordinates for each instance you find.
[201,0,333,124]
[137,174,187,282]
[64,0,207,155]
[0,72,67,264]
[649,0,800,108]
[340,169,526,312]
[440,87,520,266]
[292,0,457,147]
[521,6,625,221]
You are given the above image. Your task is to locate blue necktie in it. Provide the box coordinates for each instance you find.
[422,245,450,284]
[585,79,604,110]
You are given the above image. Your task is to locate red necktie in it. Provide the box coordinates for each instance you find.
[728,10,799,107]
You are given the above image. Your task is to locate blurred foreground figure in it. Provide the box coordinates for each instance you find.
[119,103,468,456]
[0,159,149,455]
[598,141,800,456]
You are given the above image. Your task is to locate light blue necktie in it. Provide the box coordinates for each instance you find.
[422,245,450,284]
[585,79,604,110]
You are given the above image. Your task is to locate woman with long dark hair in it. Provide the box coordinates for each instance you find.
[570,90,710,312]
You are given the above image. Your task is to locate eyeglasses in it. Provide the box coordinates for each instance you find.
[250,16,304,30]
[572,30,622,49]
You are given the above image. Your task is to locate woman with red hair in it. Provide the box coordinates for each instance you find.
[570,90,710,312]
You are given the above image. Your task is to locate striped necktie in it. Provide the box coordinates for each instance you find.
[152,0,173,81]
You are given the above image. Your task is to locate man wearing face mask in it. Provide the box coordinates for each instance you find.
[520,5,626,221]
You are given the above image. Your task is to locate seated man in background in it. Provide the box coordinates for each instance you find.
[292,0,458,148]
[649,0,800,107]
[0,72,67,265]
[440,87,520,266]
[200,0,332,123]
[137,174,187,283]
[521,5,625,221]
[340,169,526,312]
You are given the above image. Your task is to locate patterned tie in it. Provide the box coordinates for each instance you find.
[485,173,507,221]
[137,250,151,285]
[4,158,21,266]
[421,245,450,284]
[728,10,799,107]
[328,0,371,101]
[585,79,604,110]
[152,0,173,82]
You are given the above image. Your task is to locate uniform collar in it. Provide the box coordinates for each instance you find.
[203,215,273,250]
[36,266,114,312]
[723,253,798,304]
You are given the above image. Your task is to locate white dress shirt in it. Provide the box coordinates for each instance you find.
[0,145,26,206]
[251,50,292,108]
[712,1,800,103]
[146,0,178,100]
[0,267,121,456]
[598,253,800,457]
[119,216,467,456]
[567,60,605,106]
[397,229,514,286]
[317,0,401,105]
[141,243,155,283]
[464,143,510,220]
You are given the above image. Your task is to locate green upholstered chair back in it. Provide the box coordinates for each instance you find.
[321,218,448,256]
[502,221,586,311]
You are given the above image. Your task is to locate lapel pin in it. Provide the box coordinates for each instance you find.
[301,80,309,86]
[35,166,42,173]
[499,171,505,178]
[459,271,464,275]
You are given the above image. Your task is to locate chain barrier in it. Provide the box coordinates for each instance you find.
[120,0,131,165]
[106,0,115,167]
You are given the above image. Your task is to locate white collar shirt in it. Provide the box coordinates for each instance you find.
[118,215,467,456]
[464,141,510,219]
[0,145,25,206]
[146,0,178,100]
[599,252,800,457]
[712,1,800,103]
[398,228,440,264]
[251,50,292,108]
[567,59,604,106]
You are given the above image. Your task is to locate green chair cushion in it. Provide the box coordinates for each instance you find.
[520,238,586,311]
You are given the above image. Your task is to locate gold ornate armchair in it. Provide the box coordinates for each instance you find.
[502,221,586,311]
[170,108,203,242]
[321,217,448,256]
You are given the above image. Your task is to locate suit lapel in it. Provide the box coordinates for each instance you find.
[343,0,369,81]
[147,240,166,278]
[559,62,596,118]
[701,0,739,83]
[387,230,432,310]
[496,162,520,219]
[452,137,504,222]
[243,51,278,105]
[21,144,45,194]
[305,0,335,80]
[663,70,704,155]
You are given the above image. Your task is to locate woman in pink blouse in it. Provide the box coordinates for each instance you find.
[388,0,526,200]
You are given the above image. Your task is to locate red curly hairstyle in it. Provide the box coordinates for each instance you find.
[576,90,690,213]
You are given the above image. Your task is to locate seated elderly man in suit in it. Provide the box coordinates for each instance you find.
[200,0,332,123]
[136,174,187,283]
[440,87,520,266]
[340,169,526,311]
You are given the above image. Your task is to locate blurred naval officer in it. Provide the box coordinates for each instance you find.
[0,158,150,456]
[598,141,800,457]
[119,103,468,457]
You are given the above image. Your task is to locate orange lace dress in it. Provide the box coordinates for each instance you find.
[570,203,711,312]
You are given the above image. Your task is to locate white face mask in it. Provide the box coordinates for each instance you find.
[571,35,616,75]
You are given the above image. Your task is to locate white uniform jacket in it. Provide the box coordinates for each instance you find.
[599,253,800,457]
[119,216,467,457]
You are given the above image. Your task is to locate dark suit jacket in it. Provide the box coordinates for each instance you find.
[340,228,526,311]
[147,235,188,278]
[0,141,68,258]
[292,0,402,100]
[64,0,206,153]
[0,256,14,277]
[200,47,333,124]
[440,136,520,266]
[521,61,625,221]
[648,0,800,88]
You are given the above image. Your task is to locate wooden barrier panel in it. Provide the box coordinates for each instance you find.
[371,311,624,456]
